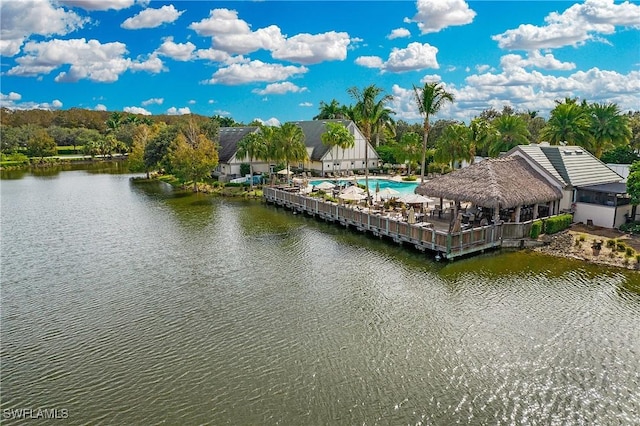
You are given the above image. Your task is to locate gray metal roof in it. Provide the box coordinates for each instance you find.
[218,126,260,163]
[508,144,623,188]
[290,119,354,161]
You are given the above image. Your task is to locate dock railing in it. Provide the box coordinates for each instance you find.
[264,187,505,259]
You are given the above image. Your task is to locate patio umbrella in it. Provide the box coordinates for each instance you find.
[398,193,433,205]
[378,188,400,199]
[277,168,293,175]
[341,185,364,195]
[315,181,335,191]
[338,192,366,201]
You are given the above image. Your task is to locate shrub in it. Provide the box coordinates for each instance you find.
[607,239,617,248]
[402,175,417,181]
[544,214,573,234]
[530,220,543,239]
[579,234,586,242]
[620,222,640,235]
[616,241,627,252]
[625,247,635,257]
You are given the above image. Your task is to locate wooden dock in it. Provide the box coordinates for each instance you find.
[263,187,531,260]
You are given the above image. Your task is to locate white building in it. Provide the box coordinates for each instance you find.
[508,143,630,228]
[214,120,380,181]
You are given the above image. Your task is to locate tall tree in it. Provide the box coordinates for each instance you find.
[273,123,307,176]
[314,99,349,120]
[434,123,472,168]
[627,161,640,220]
[167,121,219,192]
[489,114,530,157]
[348,84,392,202]
[588,102,631,158]
[395,131,422,175]
[236,131,266,188]
[469,117,498,159]
[541,101,591,147]
[26,128,56,159]
[413,82,455,183]
[321,121,355,175]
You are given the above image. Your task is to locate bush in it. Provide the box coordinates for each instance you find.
[616,241,627,252]
[620,222,640,235]
[625,247,635,257]
[544,214,573,234]
[579,234,586,241]
[402,175,417,181]
[607,239,617,248]
[530,220,543,239]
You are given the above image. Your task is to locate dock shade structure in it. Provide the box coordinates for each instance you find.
[415,156,563,223]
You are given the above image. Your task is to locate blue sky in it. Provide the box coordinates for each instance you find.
[1,0,638,125]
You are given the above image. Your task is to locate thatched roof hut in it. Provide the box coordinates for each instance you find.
[415,156,562,210]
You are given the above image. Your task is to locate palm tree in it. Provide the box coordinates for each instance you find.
[541,102,591,147]
[469,117,498,160]
[236,131,266,189]
[396,131,422,175]
[371,105,396,148]
[434,123,472,168]
[413,82,455,183]
[588,102,631,158]
[347,84,393,203]
[274,123,308,176]
[321,122,355,175]
[488,114,530,157]
[314,99,349,120]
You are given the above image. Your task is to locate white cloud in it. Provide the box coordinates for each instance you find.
[95,104,107,111]
[476,64,491,73]
[141,97,163,106]
[8,38,130,82]
[0,0,89,56]
[299,102,313,107]
[355,42,438,73]
[59,0,138,11]
[271,31,350,64]
[410,0,476,34]
[254,117,281,127]
[492,0,640,50]
[166,106,191,115]
[355,56,384,69]
[387,28,411,40]
[204,60,308,85]
[252,82,308,95]
[419,74,442,84]
[208,100,215,104]
[500,51,575,71]
[129,54,165,73]
[6,38,163,82]
[0,92,65,110]
[124,106,151,115]
[190,8,351,65]
[188,99,196,104]
[121,4,184,30]
[155,37,195,61]
[194,48,230,62]
[1,92,22,101]
[189,9,284,55]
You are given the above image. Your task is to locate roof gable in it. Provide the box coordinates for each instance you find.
[290,119,357,161]
[509,144,623,188]
[218,126,260,163]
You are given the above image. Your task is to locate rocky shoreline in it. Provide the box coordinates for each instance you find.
[533,229,640,271]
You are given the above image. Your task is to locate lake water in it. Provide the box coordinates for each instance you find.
[1,165,639,425]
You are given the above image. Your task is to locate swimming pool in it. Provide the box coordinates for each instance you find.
[309,178,418,195]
